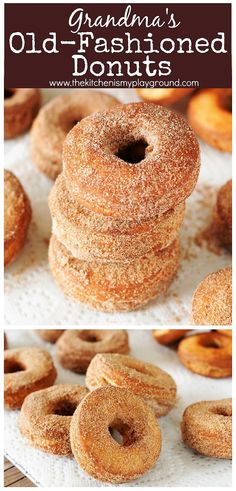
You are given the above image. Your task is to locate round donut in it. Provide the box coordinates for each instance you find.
[4,333,8,350]
[36,329,64,343]
[70,386,162,483]
[49,235,180,312]
[136,88,193,106]
[63,102,200,220]
[18,384,88,455]
[152,329,192,345]
[178,332,232,378]
[188,89,232,152]
[4,88,41,139]
[49,174,185,262]
[86,353,177,416]
[192,267,232,326]
[214,180,232,249]
[4,170,32,267]
[4,347,57,409]
[181,398,232,459]
[56,330,129,373]
[216,330,232,337]
[31,91,119,180]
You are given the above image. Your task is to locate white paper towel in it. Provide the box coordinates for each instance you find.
[4,329,232,487]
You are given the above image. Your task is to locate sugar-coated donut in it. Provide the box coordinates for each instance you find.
[86,353,177,416]
[18,384,88,455]
[4,347,57,409]
[4,170,32,267]
[31,91,119,180]
[136,88,193,106]
[152,329,191,345]
[49,235,180,312]
[49,174,185,262]
[70,386,162,483]
[181,399,232,459]
[56,330,129,373]
[214,180,232,249]
[188,89,232,152]
[192,267,232,326]
[36,329,64,343]
[63,102,200,220]
[178,332,232,378]
[4,88,41,139]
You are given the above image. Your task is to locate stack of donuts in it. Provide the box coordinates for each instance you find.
[48,102,200,312]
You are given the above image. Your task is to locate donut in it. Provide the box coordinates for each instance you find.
[31,91,119,180]
[49,174,185,262]
[4,333,8,350]
[18,384,88,455]
[192,267,232,326]
[188,89,232,152]
[178,332,232,378]
[152,329,192,345]
[216,330,232,337]
[4,170,32,267]
[70,386,162,483]
[181,399,232,459]
[49,235,180,312]
[56,330,129,373]
[4,347,57,409]
[63,102,200,220]
[36,329,64,343]
[214,180,232,248]
[4,88,41,139]
[86,353,177,416]
[136,88,193,106]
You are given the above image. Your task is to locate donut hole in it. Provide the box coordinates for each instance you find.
[201,337,223,349]
[214,406,232,417]
[222,95,232,113]
[4,89,15,100]
[109,419,137,446]
[54,400,77,416]
[67,119,79,131]
[115,139,149,164]
[79,331,101,343]
[4,359,25,373]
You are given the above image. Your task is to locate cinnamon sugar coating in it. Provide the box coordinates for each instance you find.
[4,347,57,409]
[63,102,200,220]
[192,267,232,326]
[136,88,193,106]
[178,332,232,378]
[188,89,232,152]
[152,329,191,345]
[70,386,162,483]
[31,91,119,180]
[4,170,32,267]
[86,353,177,416]
[49,235,180,312]
[49,174,185,262]
[214,180,232,248]
[181,399,232,459]
[4,88,41,139]
[18,384,88,455]
[36,329,64,343]
[56,329,129,373]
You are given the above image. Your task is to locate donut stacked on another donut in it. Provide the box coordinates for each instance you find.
[49,102,200,312]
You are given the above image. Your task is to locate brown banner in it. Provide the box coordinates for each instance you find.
[5,3,231,88]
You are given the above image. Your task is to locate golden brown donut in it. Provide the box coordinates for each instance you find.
[4,170,32,267]
[181,399,232,459]
[216,329,232,337]
[4,347,57,409]
[188,89,232,152]
[70,386,162,483]
[18,384,88,455]
[49,235,180,312]
[36,329,64,343]
[86,353,177,416]
[4,333,8,350]
[49,174,185,262]
[214,180,232,248]
[192,267,232,326]
[178,332,232,378]
[56,330,129,373]
[4,88,41,139]
[31,91,119,180]
[136,88,193,106]
[63,102,200,220]
[152,329,192,345]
